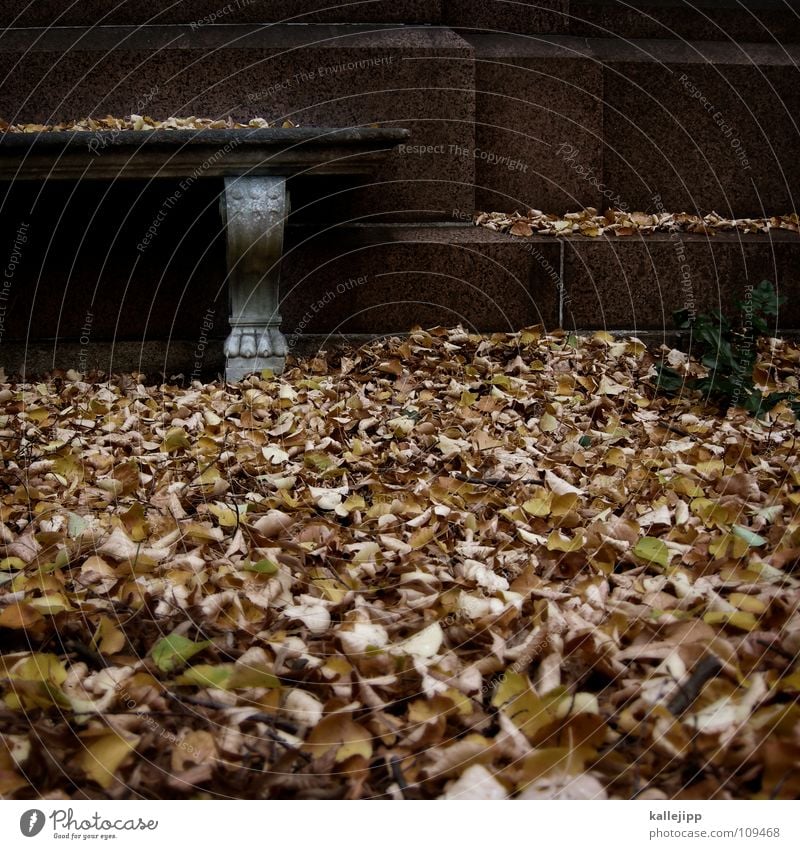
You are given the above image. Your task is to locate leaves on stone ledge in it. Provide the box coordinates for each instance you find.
[0,115,286,133]
[478,208,800,237]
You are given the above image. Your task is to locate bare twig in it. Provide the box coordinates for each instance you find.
[390,756,410,799]
[451,473,540,487]
[164,691,309,761]
[667,655,722,716]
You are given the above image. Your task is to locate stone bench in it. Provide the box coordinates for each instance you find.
[0,126,409,378]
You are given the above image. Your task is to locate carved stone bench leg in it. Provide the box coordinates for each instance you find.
[220,175,288,380]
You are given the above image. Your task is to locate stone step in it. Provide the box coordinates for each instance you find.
[283,227,800,337]
[0,202,558,350]
[3,225,798,377]
[464,32,800,217]
[560,230,800,332]
[3,188,797,350]
[279,223,559,337]
[0,1,442,26]
[3,189,547,369]
[0,24,475,221]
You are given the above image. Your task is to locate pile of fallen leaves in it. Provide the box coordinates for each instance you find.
[477,208,800,237]
[0,115,297,134]
[1,327,799,800]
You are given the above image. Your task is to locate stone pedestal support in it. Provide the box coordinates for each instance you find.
[221,175,288,379]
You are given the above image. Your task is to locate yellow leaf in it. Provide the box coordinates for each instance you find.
[29,593,72,615]
[491,671,528,708]
[523,492,552,517]
[555,375,576,395]
[633,536,673,568]
[313,577,348,604]
[199,464,221,484]
[8,653,68,685]
[518,746,593,785]
[491,374,513,389]
[444,687,474,717]
[341,494,366,513]
[184,523,224,542]
[208,503,241,527]
[176,664,234,689]
[121,503,149,541]
[409,525,436,550]
[539,412,558,433]
[551,493,579,517]
[162,427,191,452]
[79,732,138,789]
[336,736,372,763]
[709,534,734,559]
[227,664,280,690]
[728,593,767,614]
[304,715,372,763]
[704,610,758,631]
[92,615,126,655]
[604,447,627,467]
[671,477,704,497]
[546,530,583,552]
[696,459,724,477]
[491,672,553,740]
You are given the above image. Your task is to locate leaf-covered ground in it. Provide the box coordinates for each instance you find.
[1,327,799,800]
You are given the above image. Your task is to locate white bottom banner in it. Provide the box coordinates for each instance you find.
[1,801,796,848]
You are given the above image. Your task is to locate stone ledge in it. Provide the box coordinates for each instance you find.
[464,32,800,65]
[0,23,469,53]
[442,0,800,42]
[570,0,800,43]
[0,1,443,27]
[12,1,795,43]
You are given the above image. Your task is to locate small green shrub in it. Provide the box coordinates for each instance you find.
[655,280,797,416]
